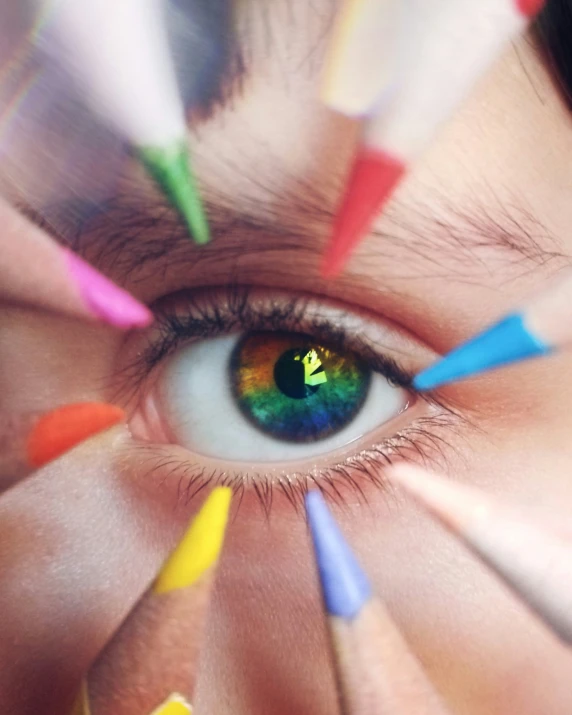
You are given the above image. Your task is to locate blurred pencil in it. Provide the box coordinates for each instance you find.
[387,464,572,646]
[44,0,210,244]
[1,196,152,328]
[85,487,231,715]
[321,0,403,117]
[322,0,545,276]
[0,403,125,490]
[412,269,572,390]
[305,491,450,715]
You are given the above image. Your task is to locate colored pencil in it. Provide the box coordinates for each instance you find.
[412,269,572,390]
[0,196,152,328]
[0,403,125,490]
[321,0,403,117]
[305,491,450,715]
[44,0,210,244]
[387,464,572,646]
[322,0,545,277]
[84,487,231,715]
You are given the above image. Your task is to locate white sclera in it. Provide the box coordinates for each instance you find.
[158,334,408,462]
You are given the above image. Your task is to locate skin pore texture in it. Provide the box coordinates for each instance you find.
[2,1,572,714]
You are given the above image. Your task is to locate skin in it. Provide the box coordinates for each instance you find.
[1,1,572,713]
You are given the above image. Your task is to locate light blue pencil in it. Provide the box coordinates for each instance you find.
[305,491,450,715]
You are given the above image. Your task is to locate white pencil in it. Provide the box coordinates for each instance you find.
[322,0,544,276]
[387,464,572,646]
[43,0,209,243]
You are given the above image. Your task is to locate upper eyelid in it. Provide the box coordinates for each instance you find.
[111,285,436,412]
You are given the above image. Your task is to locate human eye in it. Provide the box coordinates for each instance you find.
[119,287,455,509]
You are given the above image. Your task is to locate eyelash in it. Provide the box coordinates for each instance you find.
[114,285,463,514]
[130,411,459,516]
[139,285,412,384]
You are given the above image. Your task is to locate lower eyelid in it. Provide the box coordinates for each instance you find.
[127,397,455,514]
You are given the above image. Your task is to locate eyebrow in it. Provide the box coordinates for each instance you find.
[25,175,565,290]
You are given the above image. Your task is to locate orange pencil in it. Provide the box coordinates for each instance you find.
[0,403,125,490]
[80,487,232,715]
[322,0,545,276]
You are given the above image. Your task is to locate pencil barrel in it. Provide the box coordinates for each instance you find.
[87,570,214,714]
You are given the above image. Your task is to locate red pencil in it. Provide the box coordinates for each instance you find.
[322,0,545,277]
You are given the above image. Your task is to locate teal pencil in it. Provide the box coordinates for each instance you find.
[305,492,450,715]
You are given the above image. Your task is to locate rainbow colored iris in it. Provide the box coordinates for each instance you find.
[230,332,371,442]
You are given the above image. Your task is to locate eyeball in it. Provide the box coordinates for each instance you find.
[156,331,409,462]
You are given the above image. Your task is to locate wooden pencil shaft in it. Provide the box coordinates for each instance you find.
[330,600,450,715]
[466,513,572,645]
[88,570,214,715]
[322,0,402,116]
[365,0,527,160]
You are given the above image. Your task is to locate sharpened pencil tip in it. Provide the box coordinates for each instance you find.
[154,487,232,595]
[149,693,192,715]
[413,313,550,391]
[70,681,91,715]
[305,491,371,619]
[27,402,125,468]
[138,142,211,245]
[321,148,405,278]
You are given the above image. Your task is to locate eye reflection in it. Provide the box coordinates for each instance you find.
[232,332,371,443]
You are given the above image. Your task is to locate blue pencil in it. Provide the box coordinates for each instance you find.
[305,491,449,715]
[412,270,572,391]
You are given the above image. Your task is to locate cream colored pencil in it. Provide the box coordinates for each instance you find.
[43,0,210,243]
[387,464,572,645]
[306,491,451,715]
[321,0,404,117]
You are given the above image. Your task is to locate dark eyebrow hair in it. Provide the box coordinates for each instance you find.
[21,174,566,291]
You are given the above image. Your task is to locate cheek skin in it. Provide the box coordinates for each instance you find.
[0,429,192,715]
[0,307,123,412]
[195,511,339,715]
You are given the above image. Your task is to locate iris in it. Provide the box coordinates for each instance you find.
[230,332,371,442]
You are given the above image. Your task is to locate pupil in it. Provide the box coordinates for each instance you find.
[273,347,327,400]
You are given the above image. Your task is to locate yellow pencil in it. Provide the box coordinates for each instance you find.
[77,487,231,715]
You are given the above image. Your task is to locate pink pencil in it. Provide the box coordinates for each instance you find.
[322,0,545,276]
[387,464,572,646]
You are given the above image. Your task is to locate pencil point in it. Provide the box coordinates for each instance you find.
[27,403,125,468]
[321,148,405,278]
[305,491,371,619]
[154,487,232,595]
[70,680,91,715]
[149,693,192,715]
[138,142,211,245]
[413,313,550,391]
